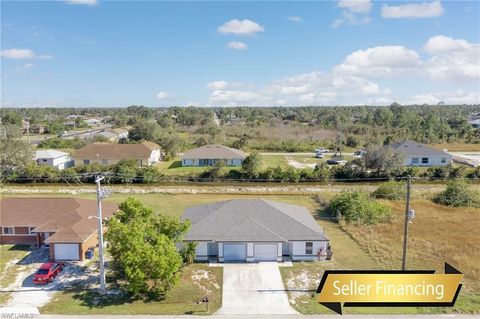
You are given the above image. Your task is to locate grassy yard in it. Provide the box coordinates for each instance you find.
[155,158,239,176]
[40,264,222,315]
[259,155,289,169]
[4,190,479,314]
[280,198,480,314]
[0,245,32,289]
[432,143,480,152]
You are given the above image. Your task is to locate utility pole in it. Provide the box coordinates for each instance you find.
[95,175,111,292]
[401,175,412,270]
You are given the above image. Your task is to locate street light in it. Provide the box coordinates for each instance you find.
[95,175,112,292]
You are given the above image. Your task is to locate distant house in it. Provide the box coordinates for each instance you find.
[84,118,102,127]
[72,141,161,166]
[180,199,329,262]
[0,198,118,261]
[63,121,76,129]
[389,140,452,167]
[31,124,45,134]
[181,145,246,167]
[34,149,72,170]
[97,128,129,142]
[469,119,480,129]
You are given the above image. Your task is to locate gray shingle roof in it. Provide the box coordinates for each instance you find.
[181,145,246,160]
[181,199,327,242]
[389,140,450,157]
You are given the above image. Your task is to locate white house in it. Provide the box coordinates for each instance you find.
[389,140,453,167]
[180,199,329,262]
[181,145,246,167]
[34,150,72,170]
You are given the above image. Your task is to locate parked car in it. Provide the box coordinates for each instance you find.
[33,262,64,284]
[327,159,348,165]
[315,152,325,159]
[315,147,329,153]
[353,150,366,158]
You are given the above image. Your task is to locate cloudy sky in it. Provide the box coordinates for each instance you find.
[1,0,479,107]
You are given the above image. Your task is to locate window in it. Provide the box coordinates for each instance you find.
[412,158,419,164]
[83,159,90,165]
[29,227,36,235]
[421,157,429,164]
[306,242,313,254]
[441,158,446,163]
[42,159,48,162]
[3,227,14,235]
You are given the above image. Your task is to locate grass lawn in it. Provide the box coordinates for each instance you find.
[280,198,480,314]
[40,264,222,315]
[0,245,32,289]
[4,190,479,314]
[259,155,289,169]
[155,158,238,176]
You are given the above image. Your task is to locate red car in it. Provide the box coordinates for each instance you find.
[33,262,64,284]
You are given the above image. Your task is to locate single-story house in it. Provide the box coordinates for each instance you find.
[72,141,161,166]
[180,199,329,262]
[181,145,246,167]
[469,118,480,129]
[34,149,73,170]
[84,118,102,127]
[389,140,453,167]
[0,198,118,261]
[97,128,129,142]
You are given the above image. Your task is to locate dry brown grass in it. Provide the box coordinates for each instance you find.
[432,143,480,152]
[342,199,480,292]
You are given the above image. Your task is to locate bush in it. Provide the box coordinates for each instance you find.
[433,180,480,208]
[327,190,392,224]
[371,181,406,200]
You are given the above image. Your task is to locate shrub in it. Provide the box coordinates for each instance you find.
[433,180,480,208]
[327,190,392,224]
[371,181,406,200]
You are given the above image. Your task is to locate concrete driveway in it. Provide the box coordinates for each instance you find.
[216,262,297,315]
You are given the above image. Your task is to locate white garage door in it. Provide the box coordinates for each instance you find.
[54,243,80,260]
[223,244,247,261]
[254,244,278,261]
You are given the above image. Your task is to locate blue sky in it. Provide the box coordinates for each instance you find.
[1,0,479,107]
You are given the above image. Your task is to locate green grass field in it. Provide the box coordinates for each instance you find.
[3,189,479,314]
[40,264,223,315]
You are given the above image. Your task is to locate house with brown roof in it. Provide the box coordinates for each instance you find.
[72,141,161,166]
[181,145,246,167]
[0,198,118,261]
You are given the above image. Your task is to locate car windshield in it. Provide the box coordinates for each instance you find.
[37,269,49,275]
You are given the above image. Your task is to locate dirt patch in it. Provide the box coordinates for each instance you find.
[285,270,321,305]
[286,156,317,169]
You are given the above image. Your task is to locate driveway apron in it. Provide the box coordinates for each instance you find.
[216,262,298,315]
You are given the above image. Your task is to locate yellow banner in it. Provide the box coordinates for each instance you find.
[317,273,463,303]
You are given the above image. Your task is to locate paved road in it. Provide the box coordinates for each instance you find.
[216,263,297,315]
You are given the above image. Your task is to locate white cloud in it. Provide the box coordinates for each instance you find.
[15,63,34,71]
[337,0,372,13]
[423,36,480,81]
[207,80,244,90]
[64,0,98,6]
[287,16,303,22]
[334,45,421,76]
[405,90,480,105]
[209,90,265,106]
[0,49,53,60]
[333,1,372,28]
[424,35,473,54]
[381,1,444,19]
[226,41,248,50]
[1,48,35,59]
[218,19,264,36]
[156,91,172,100]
